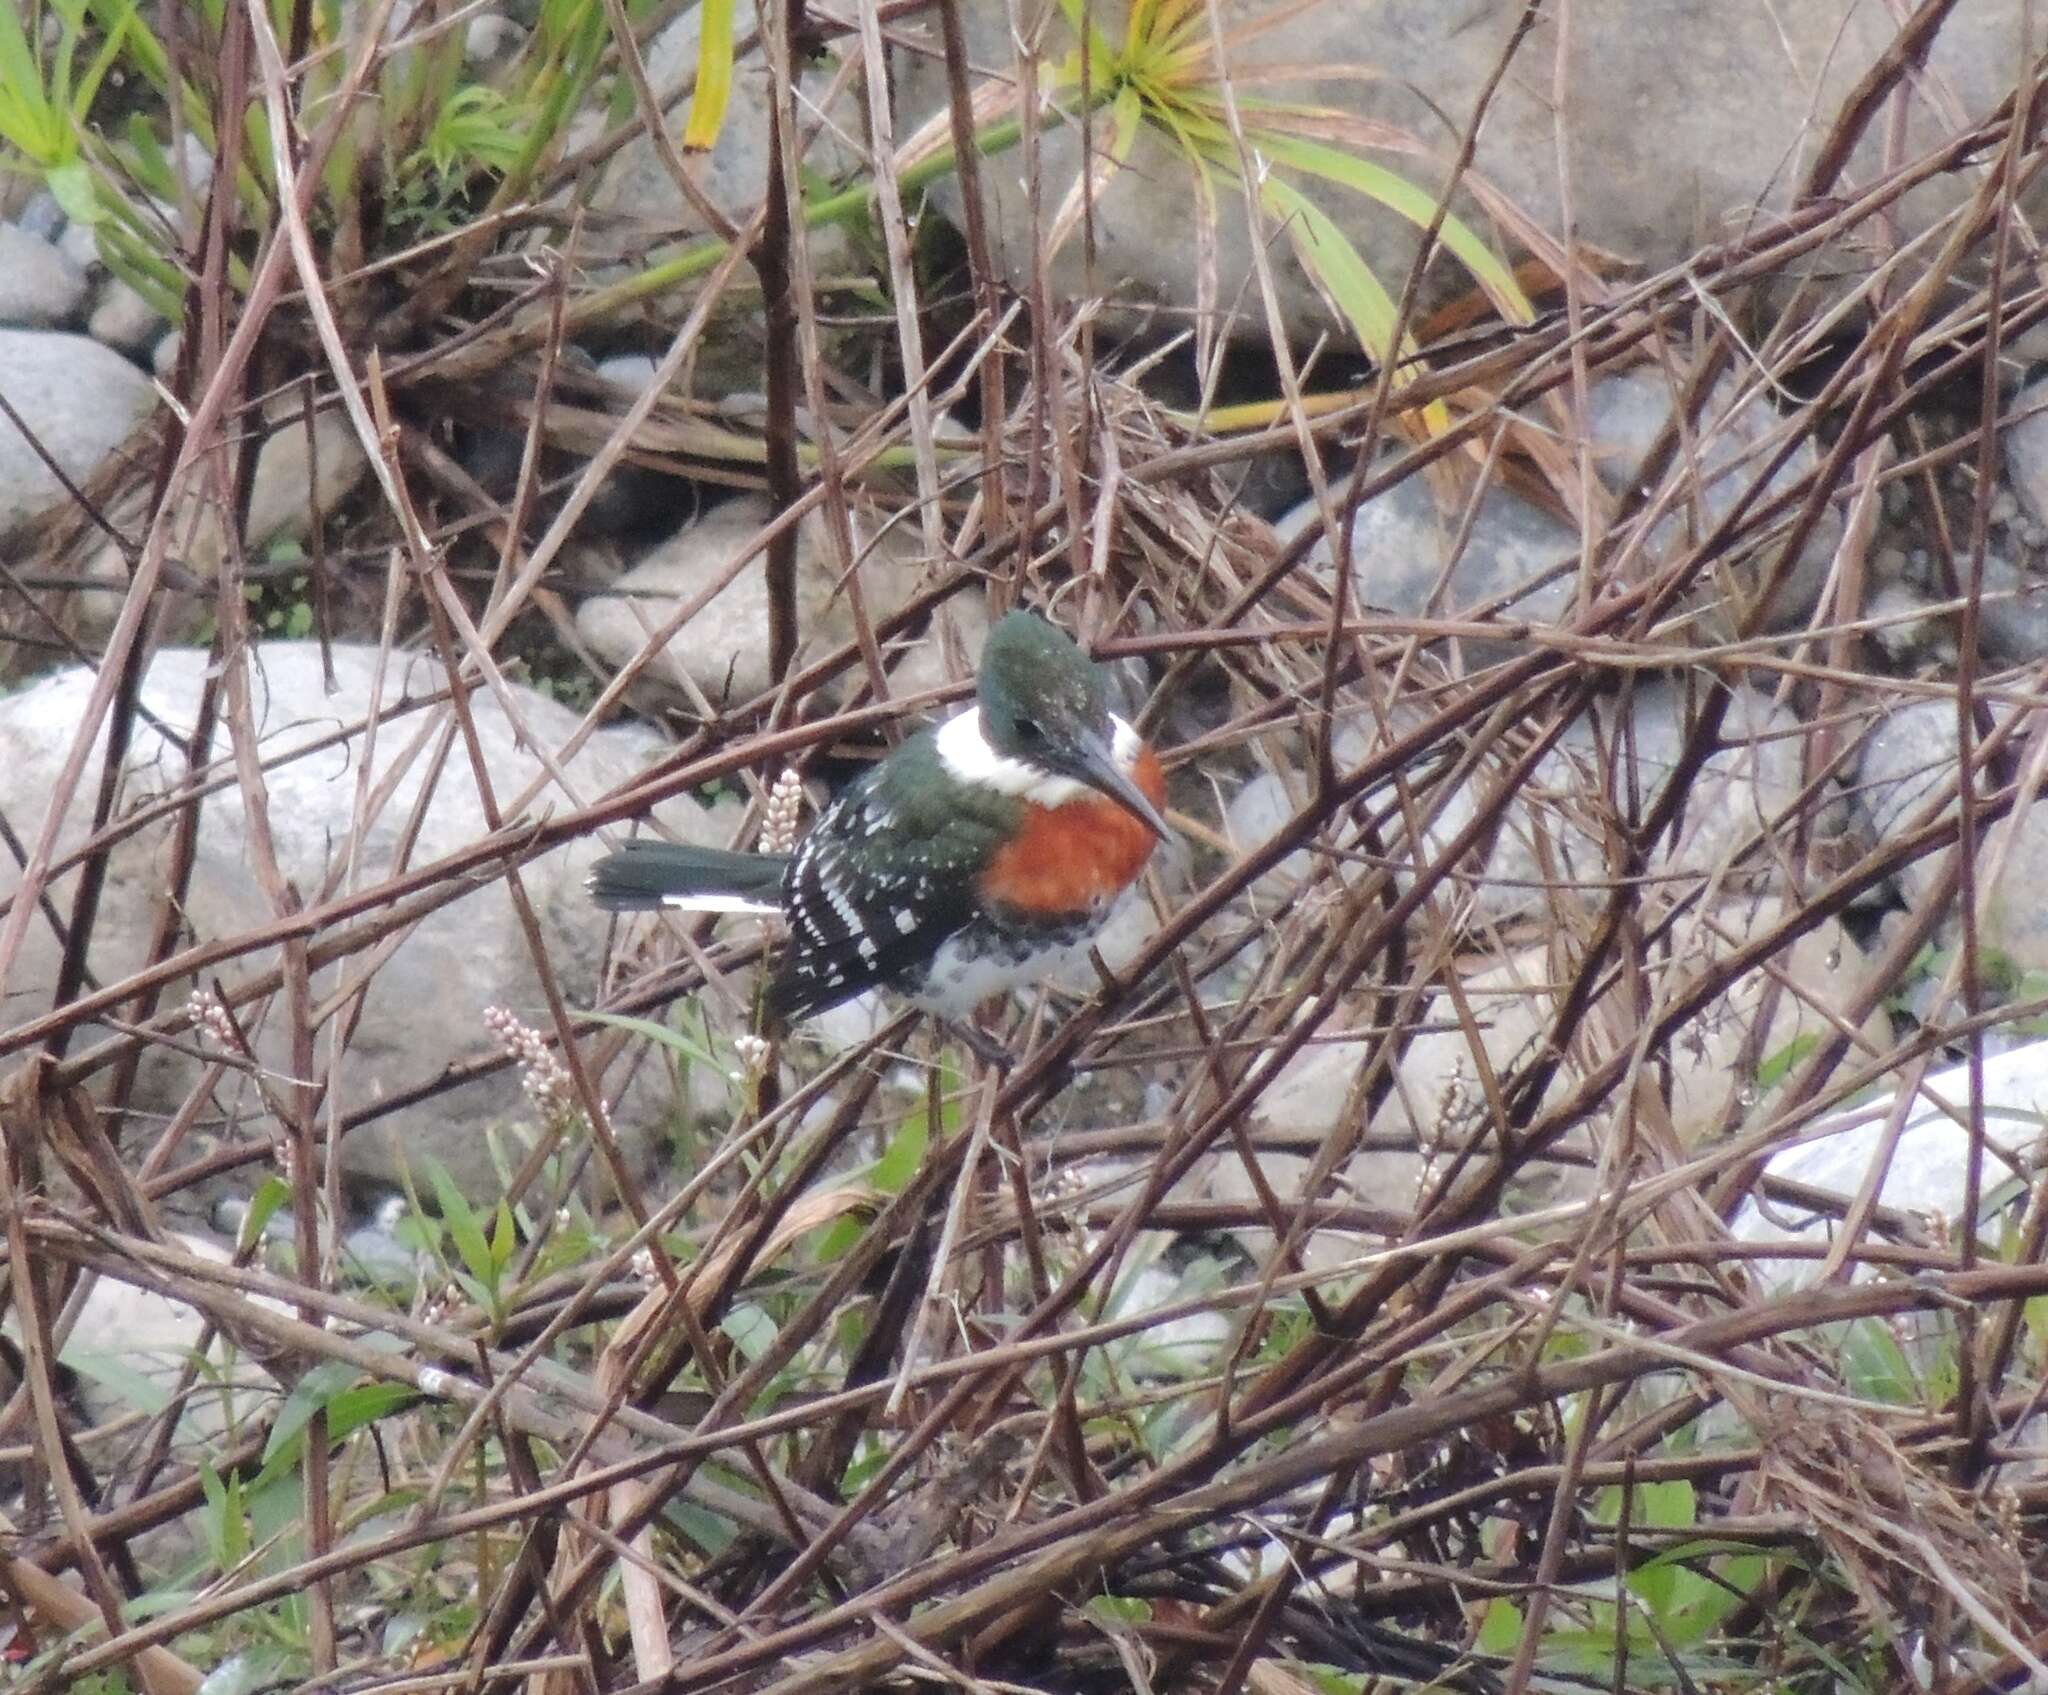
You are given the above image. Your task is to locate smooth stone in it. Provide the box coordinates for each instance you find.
[1583,366,1840,630]
[1209,898,1883,1267]
[0,221,89,326]
[1383,900,1884,1153]
[1977,552,2048,665]
[0,329,157,533]
[88,275,166,354]
[1105,1250,1233,1380]
[590,7,857,246]
[56,216,100,271]
[1731,1039,2048,1289]
[1282,366,1842,654]
[1855,698,1962,904]
[1205,1030,1426,1273]
[464,10,523,62]
[0,645,728,1202]
[13,189,64,242]
[1864,582,1956,669]
[72,409,372,644]
[895,2,2039,341]
[1278,463,1578,649]
[575,493,977,710]
[1231,680,1814,926]
[2004,378,2048,531]
[595,352,662,395]
[36,1233,286,1446]
[1858,698,2048,968]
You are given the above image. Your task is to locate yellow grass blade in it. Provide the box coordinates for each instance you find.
[680,0,734,153]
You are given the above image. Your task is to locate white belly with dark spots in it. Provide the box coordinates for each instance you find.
[902,910,1102,1019]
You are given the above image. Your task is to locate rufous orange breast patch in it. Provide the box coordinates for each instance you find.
[979,745,1166,916]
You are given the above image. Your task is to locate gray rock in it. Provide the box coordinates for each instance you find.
[1857,698,1974,910]
[1282,368,1841,653]
[595,351,662,395]
[1859,697,2048,968]
[1209,898,1883,1265]
[1583,367,1840,629]
[88,275,166,354]
[14,190,64,242]
[0,645,728,1201]
[1865,582,1957,669]
[590,10,858,246]
[1732,1039,2048,1289]
[1231,681,1813,926]
[233,409,369,564]
[465,10,524,62]
[576,493,980,710]
[56,216,99,271]
[1205,1030,1425,1272]
[1486,683,1813,918]
[2005,378,2048,532]
[0,329,157,533]
[1104,1249,1233,1380]
[0,221,88,326]
[896,1,2038,340]
[1277,462,1578,647]
[68,409,371,647]
[1386,900,1882,1151]
[1978,552,2048,664]
[32,1231,286,1447]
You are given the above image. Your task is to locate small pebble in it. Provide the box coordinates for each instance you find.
[56,216,100,271]
[88,276,166,354]
[14,190,64,242]
[464,11,523,61]
[0,222,88,326]
[595,352,661,395]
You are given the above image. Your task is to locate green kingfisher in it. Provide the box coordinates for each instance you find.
[589,611,1170,1022]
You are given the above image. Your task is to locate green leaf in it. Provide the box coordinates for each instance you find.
[680,0,734,152]
[427,1159,496,1298]
[1087,1593,1152,1625]
[869,1110,929,1195]
[238,1175,293,1255]
[490,1197,517,1270]
[721,1302,777,1362]
[46,157,100,224]
[812,1213,863,1262]
[1476,1596,1522,1654]
[60,1346,171,1415]
[1755,1032,1821,1090]
[1259,172,1397,360]
[1250,130,1534,325]
[321,1381,420,1441]
[199,1459,249,1568]
[261,1359,361,1474]
[1838,1316,1920,1406]
[583,1008,721,1067]
[0,10,70,163]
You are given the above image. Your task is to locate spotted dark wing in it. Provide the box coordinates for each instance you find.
[768,736,1002,1021]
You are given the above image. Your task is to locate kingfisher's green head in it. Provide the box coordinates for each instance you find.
[973,612,1166,837]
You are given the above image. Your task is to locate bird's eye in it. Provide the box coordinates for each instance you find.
[1014,716,1043,743]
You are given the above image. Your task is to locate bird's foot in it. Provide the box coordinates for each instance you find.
[943,1019,1013,1073]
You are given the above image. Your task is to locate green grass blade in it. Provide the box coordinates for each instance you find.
[680,0,734,152]
[1258,171,1397,358]
[1253,130,1534,323]
[71,0,137,126]
[0,2,62,161]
